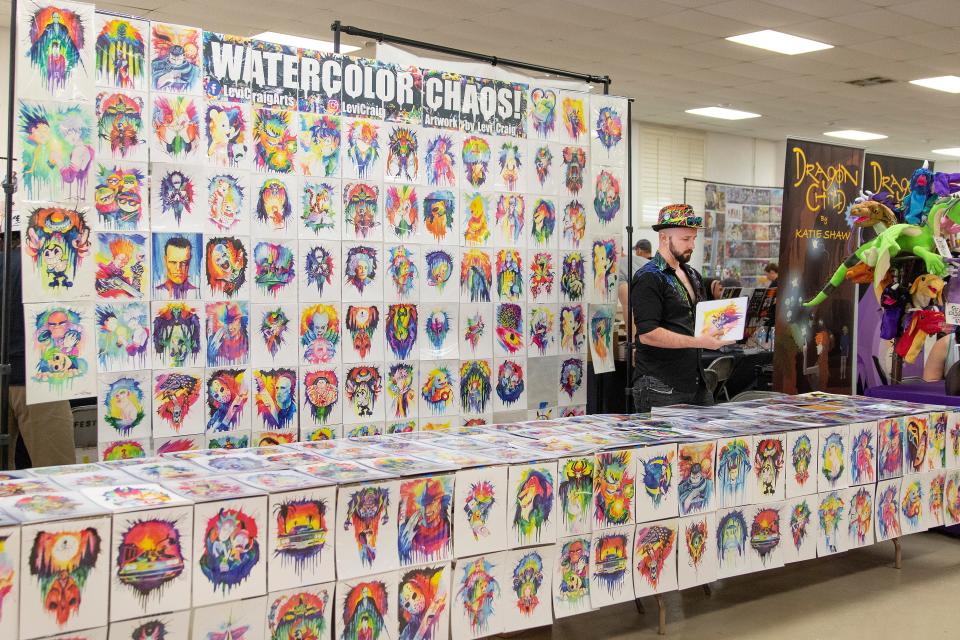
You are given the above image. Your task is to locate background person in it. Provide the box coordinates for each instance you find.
[630,204,732,412]
[765,262,778,287]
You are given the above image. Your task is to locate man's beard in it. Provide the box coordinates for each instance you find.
[668,238,693,264]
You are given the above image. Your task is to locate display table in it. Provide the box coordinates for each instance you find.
[864,381,960,407]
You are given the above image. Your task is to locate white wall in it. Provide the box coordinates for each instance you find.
[0,27,9,161]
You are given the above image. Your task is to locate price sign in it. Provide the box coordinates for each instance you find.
[946,302,960,325]
[935,236,952,258]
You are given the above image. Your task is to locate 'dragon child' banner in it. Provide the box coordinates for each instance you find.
[773,139,864,394]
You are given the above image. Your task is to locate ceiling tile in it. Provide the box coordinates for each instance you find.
[700,0,816,27]
[650,9,758,36]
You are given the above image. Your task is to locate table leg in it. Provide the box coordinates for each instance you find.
[893,537,902,569]
[655,594,666,635]
[634,598,645,614]
[702,584,712,597]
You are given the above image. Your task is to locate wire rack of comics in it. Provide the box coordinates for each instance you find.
[13,1,630,459]
[0,391,954,639]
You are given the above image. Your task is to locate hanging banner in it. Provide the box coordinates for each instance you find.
[773,139,864,394]
[856,154,931,392]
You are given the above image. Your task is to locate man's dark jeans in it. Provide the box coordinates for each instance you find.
[632,375,714,413]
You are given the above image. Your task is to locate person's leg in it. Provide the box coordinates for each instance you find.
[633,376,695,413]
[5,389,23,470]
[693,382,716,407]
[8,386,76,468]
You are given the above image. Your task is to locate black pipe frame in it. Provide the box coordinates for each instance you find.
[0,0,18,470]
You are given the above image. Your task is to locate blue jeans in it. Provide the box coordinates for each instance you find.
[632,375,714,413]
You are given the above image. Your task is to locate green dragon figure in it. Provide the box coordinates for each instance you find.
[804,198,960,306]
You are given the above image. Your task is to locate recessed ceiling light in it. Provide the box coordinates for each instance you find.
[932,148,960,157]
[823,130,887,141]
[253,31,361,53]
[726,30,833,55]
[910,76,960,93]
[685,107,761,120]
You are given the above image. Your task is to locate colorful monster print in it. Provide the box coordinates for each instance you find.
[28,525,103,625]
[594,451,635,527]
[254,109,297,173]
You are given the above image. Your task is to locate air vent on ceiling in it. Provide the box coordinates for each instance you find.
[844,76,896,87]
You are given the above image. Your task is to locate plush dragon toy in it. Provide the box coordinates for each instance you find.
[804,197,960,306]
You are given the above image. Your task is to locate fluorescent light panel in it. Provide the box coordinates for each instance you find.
[910,76,960,94]
[726,30,832,55]
[253,31,361,53]
[932,148,960,157]
[685,107,761,120]
[823,130,887,141]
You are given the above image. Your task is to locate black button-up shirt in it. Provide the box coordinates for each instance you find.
[630,252,706,390]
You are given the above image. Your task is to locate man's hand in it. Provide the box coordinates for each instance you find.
[696,334,735,350]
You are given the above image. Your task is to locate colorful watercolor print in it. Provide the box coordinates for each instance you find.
[269,590,330,640]
[94,163,145,229]
[456,557,500,636]
[345,366,382,419]
[152,95,201,160]
[901,479,923,527]
[346,119,380,179]
[28,526,102,626]
[345,245,378,295]
[302,182,338,235]
[562,96,586,141]
[253,242,295,297]
[557,538,589,606]
[849,487,873,546]
[343,486,390,567]
[684,520,707,569]
[878,418,903,480]
[425,133,456,186]
[946,474,960,523]
[495,195,525,244]
[560,252,585,302]
[749,508,780,564]
[457,360,490,415]
[254,368,297,430]
[818,492,845,553]
[495,249,523,301]
[399,566,447,640]
[559,457,594,529]
[399,477,453,565]
[116,518,185,602]
[423,189,455,242]
[591,238,617,301]
[821,433,845,484]
[529,306,554,356]
[206,301,249,366]
[495,303,523,355]
[344,183,380,239]
[425,251,454,294]
[205,369,247,432]
[206,103,248,167]
[303,369,339,424]
[851,428,875,484]
[19,100,96,201]
[593,170,621,224]
[153,302,201,366]
[496,359,525,407]
[594,451,635,527]
[386,304,418,359]
[498,141,521,190]
[387,246,418,300]
[30,306,90,390]
[421,366,454,415]
[254,108,297,173]
[156,168,195,225]
[95,302,150,371]
[300,304,339,364]
[513,467,553,544]
[791,434,813,486]
[754,438,784,497]
[151,23,200,92]
[463,136,491,187]
[206,172,245,232]
[341,580,388,640]
[511,551,544,616]
[385,185,418,239]
[96,18,146,90]
[25,4,88,94]
[206,237,248,297]
[789,500,811,551]
[563,201,586,248]
[530,199,556,247]
[386,126,419,181]
[905,416,929,473]
[529,89,557,138]
[463,480,496,542]
[345,305,380,360]
[877,484,901,539]
[273,497,328,572]
[595,106,623,153]
[932,412,948,469]
[299,113,340,176]
[199,508,259,591]
[154,371,201,432]
[559,305,585,353]
[96,92,146,159]
[593,532,628,595]
[679,442,714,515]
[716,510,747,566]
[386,363,415,419]
[101,376,146,437]
[717,439,751,506]
[461,250,492,303]
[635,525,676,589]
[94,232,146,299]
[24,205,91,295]
[561,147,586,196]
[256,178,293,231]
[303,245,335,297]
[529,253,554,300]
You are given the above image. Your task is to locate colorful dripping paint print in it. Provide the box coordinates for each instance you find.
[905,415,930,474]
[455,555,501,638]
[151,94,202,162]
[198,507,260,593]
[338,578,391,640]
[268,588,331,640]
[594,451,634,528]
[153,371,202,434]
[878,418,903,481]
[300,113,341,177]
[150,22,201,93]
[716,438,751,508]
[512,466,554,546]
[634,523,676,595]
[96,16,147,91]
[26,302,95,401]
[341,485,391,572]
[21,2,94,99]
[23,205,92,300]
[113,515,187,611]
[678,442,714,516]
[19,100,96,202]
[94,232,148,299]
[398,477,453,566]
[272,495,330,577]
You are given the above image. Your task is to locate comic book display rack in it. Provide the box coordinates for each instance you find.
[0,391,954,639]
[7,1,631,462]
